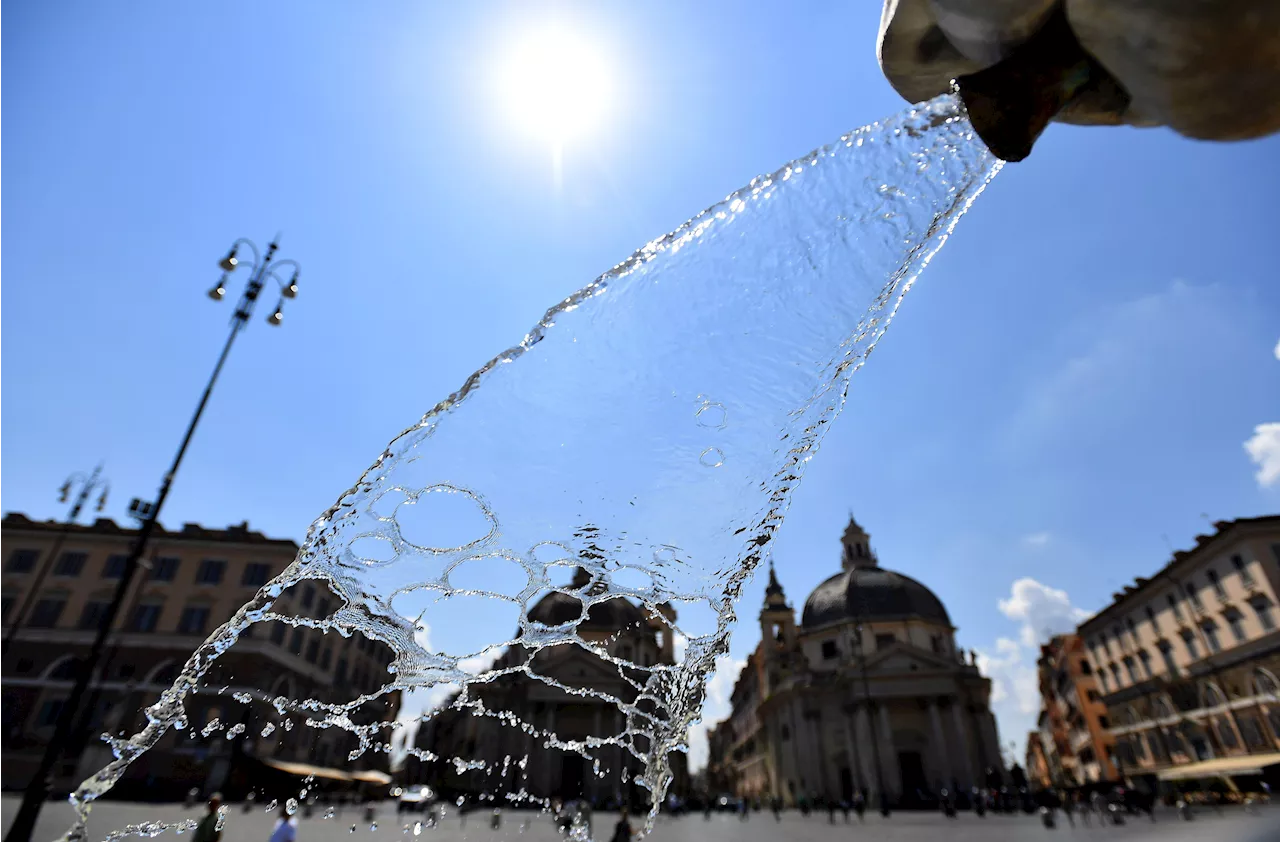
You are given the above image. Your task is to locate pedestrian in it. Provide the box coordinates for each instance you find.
[610,807,633,842]
[1060,791,1074,827]
[269,815,297,842]
[193,795,222,842]
[771,796,782,822]
[841,799,850,823]
[853,790,866,821]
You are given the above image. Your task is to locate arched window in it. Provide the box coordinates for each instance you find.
[1126,706,1142,727]
[1201,682,1228,709]
[1152,695,1173,719]
[43,655,82,681]
[146,660,180,686]
[1253,668,1279,698]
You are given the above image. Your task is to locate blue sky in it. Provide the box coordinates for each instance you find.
[4,1,1279,769]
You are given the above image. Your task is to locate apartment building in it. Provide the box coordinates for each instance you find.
[1,512,398,799]
[1077,515,1280,788]
[1035,634,1116,784]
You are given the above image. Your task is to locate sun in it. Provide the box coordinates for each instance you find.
[497,26,613,147]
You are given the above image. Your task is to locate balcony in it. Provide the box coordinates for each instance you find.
[1070,728,1095,755]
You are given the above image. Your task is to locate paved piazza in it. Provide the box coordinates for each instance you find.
[3,798,1276,842]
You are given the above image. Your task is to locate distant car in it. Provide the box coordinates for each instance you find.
[397,786,436,814]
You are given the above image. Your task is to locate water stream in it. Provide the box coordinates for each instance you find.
[64,93,1000,842]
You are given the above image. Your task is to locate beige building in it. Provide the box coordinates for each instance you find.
[709,517,1005,808]
[1,512,398,799]
[1077,515,1280,789]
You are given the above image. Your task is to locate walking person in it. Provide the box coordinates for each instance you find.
[610,807,633,842]
[268,814,297,842]
[193,795,222,842]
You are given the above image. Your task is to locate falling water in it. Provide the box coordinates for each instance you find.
[63,93,999,841]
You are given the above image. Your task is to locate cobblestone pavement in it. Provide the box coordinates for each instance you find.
[4,798,1276,842]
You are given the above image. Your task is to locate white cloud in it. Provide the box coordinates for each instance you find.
[1273,337,1280,362]
[1022,532,1050,548]
[998,577,1089,648]
[1244,422,1280,488]
[686,654,745,772]
[976,578,1089,764]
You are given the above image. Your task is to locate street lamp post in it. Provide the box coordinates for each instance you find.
[4,236,302,842]
[1,466,110,657]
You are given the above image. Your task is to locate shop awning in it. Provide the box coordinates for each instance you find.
[262,758,390,784]
[1156,752,1280,781]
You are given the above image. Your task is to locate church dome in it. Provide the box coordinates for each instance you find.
[798,515,951,629]
[801,566,952,629]
[526,568,646,630]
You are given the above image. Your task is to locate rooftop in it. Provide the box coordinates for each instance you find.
[1,511,299,548]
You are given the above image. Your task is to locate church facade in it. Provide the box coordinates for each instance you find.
[707,517,1005,808]
[409,568,688,806]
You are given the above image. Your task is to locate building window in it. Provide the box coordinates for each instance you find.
[1206,569,1225,600]
[129,603,163,633]
[875,633,896,651]
[316,598,331,619]
[1166,593,1182,620]
[1224,609,1246,643]
[241,563,270,587]
[270,622,286,645]
[1098,670,1110,692]
[53,552,87,577]
[37,699,65,728]
[150,557,180,582]
[6,549,40,573]
[1184,581,1202,610]
[1145,605,1156,625]
[1201,622,1221,653]
[301,585,316,609]
[1123,657,1139,684]
[1110,664,1123,688]
[29,597,67,628]
[178,606,210,635]
[1239,714,1267,749]
[1232,554,1254,588]
[335,658,348,683]
[1086,689,1101,702]
[1079,659,1092,675]
[1180,630,1199,660]
[780,724,790,741]
[290,628,303,654]
[1250,597,1276,632]
[306,640,320,663]
[320,647,332,670]
[1137,649,1152,678]
[102,555,128,579]
[1098,715,1110,729]
[1216,719,1239,749]
[195,560,226,585]
[1125,617,1137,643]
[78,601,110,630]
[1158,641,1178,676]
[821,640,839,660]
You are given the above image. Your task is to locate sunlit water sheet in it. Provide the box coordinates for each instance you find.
[67,94,1000,842]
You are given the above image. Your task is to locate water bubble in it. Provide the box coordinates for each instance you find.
[699,447,725,468]
[695,400,727,429]
[394,483,496,552]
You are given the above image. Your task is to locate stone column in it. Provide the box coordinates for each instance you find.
[950,699,974,789]
[544,706,557,797]
[855,705,875,797]
[788,701,805,800]
[807,708,831,799]
[842,703,862,793]
[929,698,950,789]
[592,705,603,802]
[878,702,899,799]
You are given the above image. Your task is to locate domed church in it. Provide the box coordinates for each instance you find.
[705,516,1005,808]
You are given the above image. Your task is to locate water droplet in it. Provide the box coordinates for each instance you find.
[695,401,727,429]
[412,822,422,836]
[350,826,357,834]
[369,822,378,832]
[285,798,299,816]
[260,723,275,737]
[265,800,278,813]
[699,447,725,468]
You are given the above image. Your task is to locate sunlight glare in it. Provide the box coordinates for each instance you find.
[498,26,612,147]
